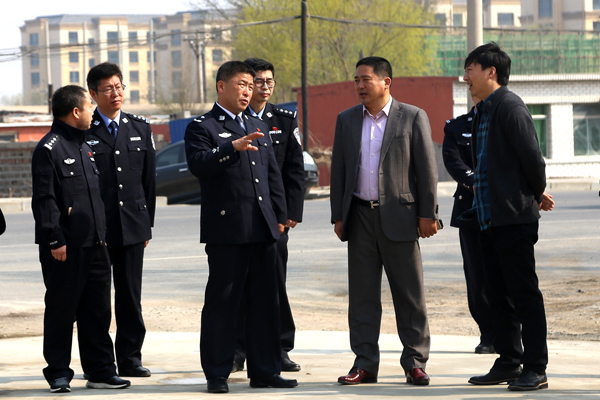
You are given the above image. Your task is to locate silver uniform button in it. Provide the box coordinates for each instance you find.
[255,179,259,183]
[459,195,463,200]
[115,150,120,155]
[220,210,226,215]
[258,196,263,201]
[119,184,123,189]
[117,167,122,171]
[275,140,280,144]
[70,171,74,176]
[119,201,124,206]
[137,147,140,151]
[251,161,256,165]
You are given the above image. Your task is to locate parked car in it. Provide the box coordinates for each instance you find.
[156,141,319,204]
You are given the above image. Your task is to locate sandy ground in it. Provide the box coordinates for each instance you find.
[2,276,598,343]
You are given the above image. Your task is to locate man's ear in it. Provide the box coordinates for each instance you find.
[216,80,225,93]
[384,77,392,89]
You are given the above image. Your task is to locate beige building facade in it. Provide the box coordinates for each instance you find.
[432,0,522,28]
[520,0,600,30]
[20,11,232,106]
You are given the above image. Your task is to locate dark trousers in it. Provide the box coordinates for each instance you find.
[40,244,116,384]
[479,221,548,374]
[347,202,430,375]
[201,241,281,380]
[108,242,146,369]
[234,228,296,365]
[459,228,495,344]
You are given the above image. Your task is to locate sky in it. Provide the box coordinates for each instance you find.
[0,0,194,103]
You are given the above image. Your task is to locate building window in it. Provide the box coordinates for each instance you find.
[107,31,118,45]
[69,52,79,63]
[88,38,96,50]
[147,70,157,83]
[69,31,78,44]
[70,71,80,84]
[108,51,119,64]
[129,31,138,43]
[171,29,181,46]
[539,0,552,18]
[527,105,548,157]
[497,13,514,26]
[30,33,39,46]
[172,50,182,67]
[212,29,222,41]
[130,71,139,83]
[594,21,600,31]
[31,53,40,67]
[212,49,223,62]
[129,51,139,63]
[146,31,155,43]
[573,104,600,156]
[31,72,40,86]
[595,0,600,11]
[434,13,447,25]
[453,14,463,27]
[130,90,140,104]
[172,71,182,88]
[89,58,95,68]
[147,51,156,63]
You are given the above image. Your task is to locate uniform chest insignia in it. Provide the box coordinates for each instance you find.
[219,115,225,121]
[269,127,282,135]
[63,158,75,165]
[122,117,129,123]
[86,140,99,146]
[212,147,219,153]
[130,136,142,141]
[266,112,273,118]
[219,132,232,138]
[462,133,472,137]
[90,158,95,162]
[93,120,101,126]
[467,117,473,122]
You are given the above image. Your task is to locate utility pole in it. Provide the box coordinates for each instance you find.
[149,19,155,103]
[467,0,483,108]
[301,0,309,152]
[44,19,52,113]
[82,22,87,87]
[189,31,206,104]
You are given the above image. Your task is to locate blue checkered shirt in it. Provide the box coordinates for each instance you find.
[473,90,498,230]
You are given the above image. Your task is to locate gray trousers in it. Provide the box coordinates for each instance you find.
[347,201,430,375]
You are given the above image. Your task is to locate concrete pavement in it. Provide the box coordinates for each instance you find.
[1,331,599,398]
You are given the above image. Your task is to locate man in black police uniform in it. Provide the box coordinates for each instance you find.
[184,61,297,393]
[86,62,156,377]
[32,85,131,393]
[231,57,304,373]
[442,95,496,355]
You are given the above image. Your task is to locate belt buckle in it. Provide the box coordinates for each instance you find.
[369,200,378,209]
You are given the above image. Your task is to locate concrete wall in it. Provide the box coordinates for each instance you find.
[0,142,36,198]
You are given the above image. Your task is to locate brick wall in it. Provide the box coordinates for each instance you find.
[0,142,36,198]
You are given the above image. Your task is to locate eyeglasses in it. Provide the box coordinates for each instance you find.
[95,84,127,96]
[254,79,276,89]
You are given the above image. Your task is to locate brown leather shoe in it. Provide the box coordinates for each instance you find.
[337,367,377,385]
[406,368,430,385]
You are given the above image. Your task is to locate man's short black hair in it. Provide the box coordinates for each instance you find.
[86,62,123,92]
[356,56,393,80]
[464,42,511,86]
[244,58,275,77]
[215,61,256,91]
[52,85,88,119]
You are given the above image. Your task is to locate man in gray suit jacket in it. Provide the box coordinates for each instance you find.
[330,56,439,387]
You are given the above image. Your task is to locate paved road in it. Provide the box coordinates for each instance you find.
[1,190,599,314]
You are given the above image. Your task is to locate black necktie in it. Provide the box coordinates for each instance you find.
[109,121,118,140]
[236,115,246,133]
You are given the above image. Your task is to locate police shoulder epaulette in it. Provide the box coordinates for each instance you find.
[127,113,150,124]
[43,135,59,150]
[446,113,468,125]
[273,107,296,119]
[193,112,212,123]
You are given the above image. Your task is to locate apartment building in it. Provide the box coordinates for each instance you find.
[433,0,522,28]
[20,11,232,106]
[521,0,600,30]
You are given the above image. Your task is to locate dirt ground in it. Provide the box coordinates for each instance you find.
[2,276,598,343]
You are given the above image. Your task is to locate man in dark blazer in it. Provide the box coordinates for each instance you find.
[330,56,439,386]
[86,62,156,378]
[442,96,496,354]
[32,85,130,392]
[184,61,297,394]
[463,42,550,391]
[232,57,304,373]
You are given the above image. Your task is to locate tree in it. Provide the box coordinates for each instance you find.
[193,0,437,103]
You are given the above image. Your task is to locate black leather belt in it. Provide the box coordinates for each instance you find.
[355,196,380,208]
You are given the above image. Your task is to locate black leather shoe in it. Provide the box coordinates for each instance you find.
[119,365,151,377]
[468,366,522,385]
[281,358,301,372]
[207,377,229,393]
[83,373,90,380]
[231,361,244,373]
[508,370,548,391]
[475,343,496,354]
[50,377,71,393]
[250,374,298,388]
[86,376,131,389]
